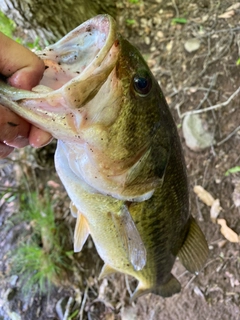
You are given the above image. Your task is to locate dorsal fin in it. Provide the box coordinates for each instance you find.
[99,264,118,280]
[177,217,209,273]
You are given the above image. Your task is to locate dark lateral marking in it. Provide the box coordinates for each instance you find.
[86,25,92,32]
[45,66,49,70]
[7,122,19,127]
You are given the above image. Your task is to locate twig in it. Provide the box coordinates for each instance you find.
[125,275,133,297]
[79,286,89,320]
[171,0,179,17]
[63,297,74,320]
[196,74,218,110]
[200,28,234,76]
[216,125,240,147]
[205,26,240,37]
[195,194,204,222]
[199,35,212,76]
[178,86,240,119]
[184,258,220,289]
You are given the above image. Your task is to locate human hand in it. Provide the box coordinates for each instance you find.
[0,32,52,158]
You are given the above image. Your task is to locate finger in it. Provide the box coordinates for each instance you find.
[8,65,45,90]
[0,105,30,146]
[0,32,45,90]
[0,142,14,159]
[29,126,53,148]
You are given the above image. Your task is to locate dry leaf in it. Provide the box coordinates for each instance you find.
[193,185,215,206]
[166,40,173,52]
[217,240,227,248]
[210,199,222,222]
[217,219,240,243]
[226,3,240,11]
[218,10,235,19]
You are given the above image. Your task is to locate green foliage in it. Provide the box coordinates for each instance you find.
[126,19,136,26]
[236,58,240,66]
[171,18,188,25]
[68,309,79,319]
[225,166,240,176]
[0,10,42,50]
[0,11,16,38]
[11,191,73,294]
[128,0,140,3]
[26,36,42,51]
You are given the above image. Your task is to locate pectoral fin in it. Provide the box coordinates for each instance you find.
[98,264,118,280]
[111,203,146,271]
[70,201,78,218]
[131,274,181,301]
[177,217,209,273]
[74,211,89,252]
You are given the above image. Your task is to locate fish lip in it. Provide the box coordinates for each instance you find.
[38,14,118,92]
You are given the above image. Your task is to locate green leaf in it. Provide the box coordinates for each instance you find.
[0,11,16,38]
[68,309,79,319]
[126,19,136,26]
[236,58,240,66]
[225,166,240,176]
[172,18,187,25]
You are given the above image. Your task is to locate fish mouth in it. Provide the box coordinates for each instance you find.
[0,15,119,137]
[38,14,118,94]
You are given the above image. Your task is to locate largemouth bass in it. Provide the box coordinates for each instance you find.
[0,15,208,300]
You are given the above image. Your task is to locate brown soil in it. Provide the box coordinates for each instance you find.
[0,1,240,319]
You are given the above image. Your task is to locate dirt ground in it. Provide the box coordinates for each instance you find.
[0,0,240,319]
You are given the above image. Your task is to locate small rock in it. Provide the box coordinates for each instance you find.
[182,114,214,151]
[166,40,173,52]
[140,18,148,26]
[157,31,164,38]
[184,38,200,53]
[145,36,151,45]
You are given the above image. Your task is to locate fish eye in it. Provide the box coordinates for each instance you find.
[133,71,152,96]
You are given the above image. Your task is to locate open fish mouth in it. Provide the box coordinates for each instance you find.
[38,14,118,92]
[0,14,119,139]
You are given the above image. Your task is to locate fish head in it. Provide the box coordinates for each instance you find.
[0,15,171,201]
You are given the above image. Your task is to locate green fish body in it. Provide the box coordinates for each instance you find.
[0,15,208,299]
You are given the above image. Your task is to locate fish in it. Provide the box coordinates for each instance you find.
[0,14,209,300]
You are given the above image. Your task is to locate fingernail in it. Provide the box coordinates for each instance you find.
[4,135,29,148]
[37,136,53,148]
[31,134,53,148]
